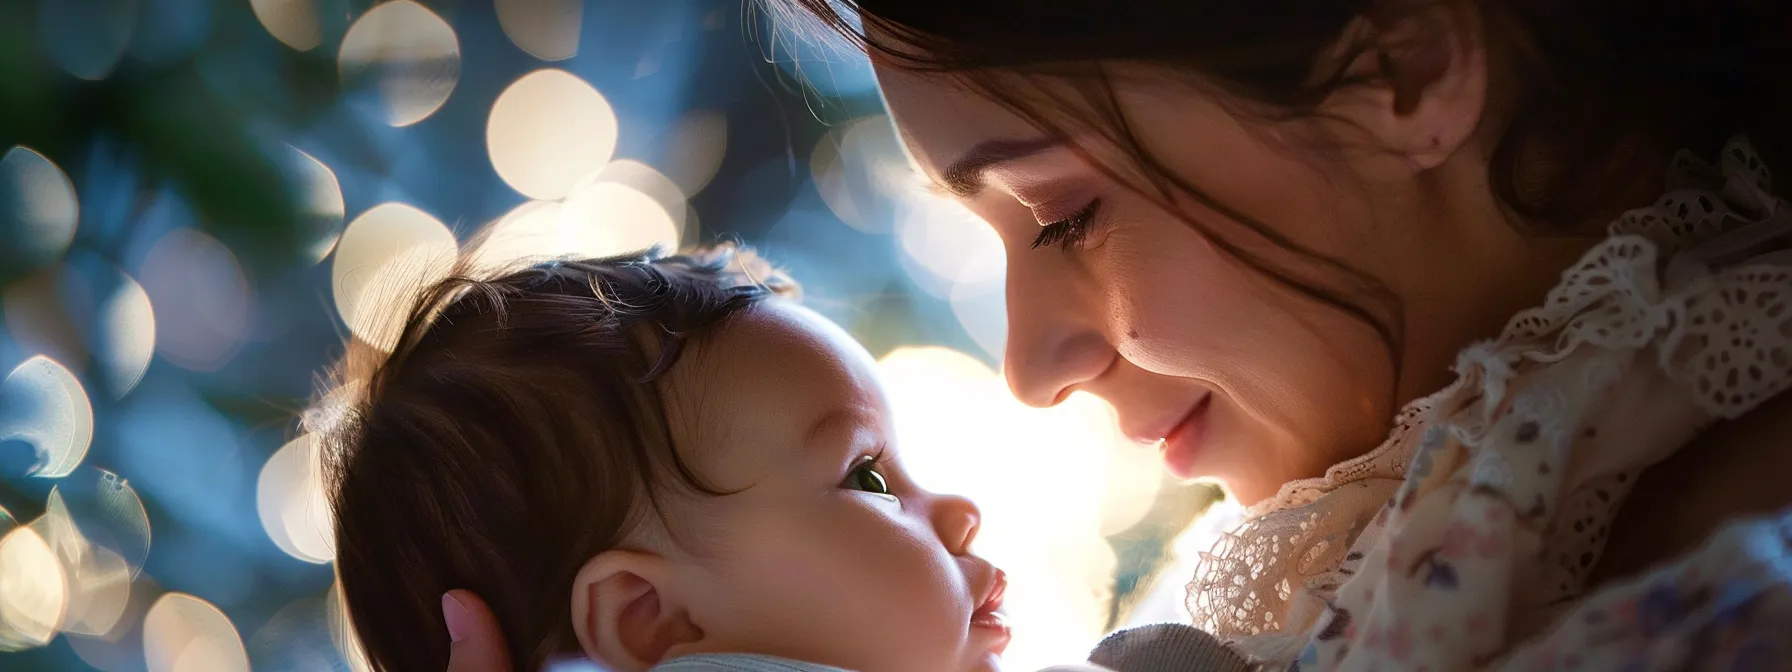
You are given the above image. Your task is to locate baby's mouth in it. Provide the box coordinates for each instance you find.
[970,569,1008,631]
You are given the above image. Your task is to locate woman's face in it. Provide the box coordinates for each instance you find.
[874,64,1523,504]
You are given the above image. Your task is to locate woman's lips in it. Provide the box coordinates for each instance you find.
[1158,394,1213,479]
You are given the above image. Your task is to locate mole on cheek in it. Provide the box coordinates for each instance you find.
[1126,328,1141,341]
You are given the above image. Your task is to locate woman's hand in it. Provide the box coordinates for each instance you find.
[443,590,514,671]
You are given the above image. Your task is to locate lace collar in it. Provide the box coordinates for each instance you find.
[1188,135,1792,639]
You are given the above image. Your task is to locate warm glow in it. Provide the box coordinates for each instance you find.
[250,0,322,51]
[1,146,79,268]
[331,203,459,351]
[495,0,582,61]
[258,434,335,564]
[338,1,461,127]
[876,346,1158,671]
[665,110,729,196]
[487,69,620,200]
[139,228,252,372]
[143,593,249,672]
[287,146,348,264]
[0,355,94,479]
[0,527,67,651]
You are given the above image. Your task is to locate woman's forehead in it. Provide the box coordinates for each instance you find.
[874,64,1045,177]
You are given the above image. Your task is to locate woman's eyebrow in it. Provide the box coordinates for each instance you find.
[940,137,1063,197]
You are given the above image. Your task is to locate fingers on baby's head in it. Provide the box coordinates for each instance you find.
[315,243,795,671]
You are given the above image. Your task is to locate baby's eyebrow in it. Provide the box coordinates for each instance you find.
[803,408,858,452]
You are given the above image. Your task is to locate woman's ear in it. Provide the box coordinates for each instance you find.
[570,550,704,671]
[1317,4,1488,172]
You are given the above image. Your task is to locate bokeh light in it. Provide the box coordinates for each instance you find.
[0,146,80,274]
[878,346,1158,670]
[895,192,1005,298]
[257,434,334,565]
[664,110,729,196]
[0,526,67,651]
[331,203,458,351]
[3,268,88,378]
[0,355,94,479]
[142,593,248,672]
[325,583,373,672]
[810,116,910,234]
[65,574,164,672]
[562,181,682,256]
[95,267,156,397]
[250,0,322,52]
[36,0,137,81]
[138,228,251,372]
[5,260,159,397]
[496,0,583,62]
[3,5,1221,668]
[487,69,620,200]
[31,489,132,638]
[247,595,351,671]
[50,469,152,580]
[284,147,348,264]
[338,1,462,127]
[950,277,1007,361]
[471,180,680,270]
[592,159,690,241]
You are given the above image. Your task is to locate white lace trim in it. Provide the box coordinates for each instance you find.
[1187,136,1792,640]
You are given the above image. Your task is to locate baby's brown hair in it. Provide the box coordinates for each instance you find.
[315,244,796,671]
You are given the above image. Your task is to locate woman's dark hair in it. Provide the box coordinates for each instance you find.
[318,244,796,671]
[762,0,1792,400]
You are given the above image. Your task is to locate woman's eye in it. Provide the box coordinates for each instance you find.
[1030,200,1102,250]
[844,462,891,495]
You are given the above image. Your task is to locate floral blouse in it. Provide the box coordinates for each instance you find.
[1194,137,1792,671]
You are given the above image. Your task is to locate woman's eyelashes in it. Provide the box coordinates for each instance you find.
[1031,200,1103,250]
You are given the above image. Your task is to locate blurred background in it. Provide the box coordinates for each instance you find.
[0,1,1230,669]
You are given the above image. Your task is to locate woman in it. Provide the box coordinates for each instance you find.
[444,0,1792,668]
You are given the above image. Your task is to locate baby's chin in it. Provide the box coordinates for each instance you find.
[967,650,1006,672]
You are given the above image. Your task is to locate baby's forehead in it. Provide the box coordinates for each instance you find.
[659,302,886,462]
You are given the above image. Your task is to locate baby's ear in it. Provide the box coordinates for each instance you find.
[570,550,702,671]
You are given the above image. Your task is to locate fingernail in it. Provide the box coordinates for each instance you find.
[442,593,470,643]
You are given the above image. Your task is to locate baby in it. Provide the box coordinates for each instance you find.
[320,244,1246,672]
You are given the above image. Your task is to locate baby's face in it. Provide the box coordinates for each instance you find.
[657,301,1009,672]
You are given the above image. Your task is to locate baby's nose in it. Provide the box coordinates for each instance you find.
[930,494,981,556]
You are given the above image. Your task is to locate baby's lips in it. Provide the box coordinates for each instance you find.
[974,568,1007,618]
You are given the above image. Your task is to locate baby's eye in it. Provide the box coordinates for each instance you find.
[844,462,891,495]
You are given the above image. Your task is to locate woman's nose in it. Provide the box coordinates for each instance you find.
[930,494,982,556]
[1003,274,1113,407]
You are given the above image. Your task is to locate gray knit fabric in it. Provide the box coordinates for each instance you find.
[643,623,1250,671]
[651,653,849,671]
[1086,623,1253,672]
